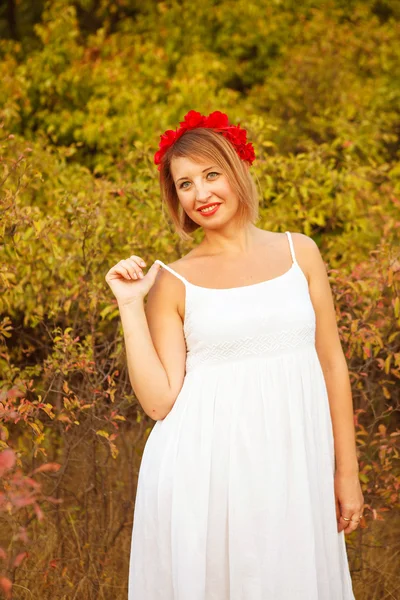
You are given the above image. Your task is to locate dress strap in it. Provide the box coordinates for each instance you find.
[284,231,298,265]
[154,260,188,286]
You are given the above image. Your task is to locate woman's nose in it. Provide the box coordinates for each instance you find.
[195,182,212,201]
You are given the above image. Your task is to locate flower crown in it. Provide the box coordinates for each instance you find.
[154,110,256,171]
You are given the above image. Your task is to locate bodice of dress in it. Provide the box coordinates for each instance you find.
[155,231,316,373]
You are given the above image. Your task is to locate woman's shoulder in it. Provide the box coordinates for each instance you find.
[256,229,315,258]
[258,230,317,285]
[285,231,322,285]
[160,250,201,282]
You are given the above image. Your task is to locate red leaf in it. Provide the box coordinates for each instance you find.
[0,449,16,476]
[34,502,44,521]
[13,496,36,508]
[0,577,12,599]
[24,476,41,489]
[18,527,29,544]
[7,388,24,400]
[31,462,61,475]
[13,551,28,567]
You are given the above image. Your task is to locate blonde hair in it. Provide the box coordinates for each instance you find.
[158,128,259,242]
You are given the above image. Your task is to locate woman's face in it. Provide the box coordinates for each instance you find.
[170,156,240,229]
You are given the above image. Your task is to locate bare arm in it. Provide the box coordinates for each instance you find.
[106,257,186,421]
[296,233,359,475]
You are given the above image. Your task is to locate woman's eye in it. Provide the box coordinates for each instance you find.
[179,172,219,189]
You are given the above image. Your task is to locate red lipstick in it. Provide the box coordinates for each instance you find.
[197,203,221,216]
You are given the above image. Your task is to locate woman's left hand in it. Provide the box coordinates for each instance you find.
[334,470,365,534]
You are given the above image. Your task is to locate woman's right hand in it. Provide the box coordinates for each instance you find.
[105,255,162,306]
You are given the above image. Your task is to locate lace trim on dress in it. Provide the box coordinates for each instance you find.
[185,323,316,372]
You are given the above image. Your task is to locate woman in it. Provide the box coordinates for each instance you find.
[105,110,364,599]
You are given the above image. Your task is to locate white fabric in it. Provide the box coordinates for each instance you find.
[128,231,356,599]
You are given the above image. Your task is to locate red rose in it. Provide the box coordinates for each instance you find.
[154,149,163,165]
[204,111,230,129]
[159,129,178,149]
[223,126,247,146]
[179,110,206,129]
[243,142,256,163]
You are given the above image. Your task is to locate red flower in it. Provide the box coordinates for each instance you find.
[159,129,179,149]
[154,110,256,169]
[223,126,247,146]
[204,111,230,129]
[179,110,206,129]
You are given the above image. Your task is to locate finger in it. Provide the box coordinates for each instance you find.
[338,509,352,532]
[337,517,345,533]
[120,259,140,280]
[129,255,147,267]
[344,520,359,535]
[336,495,346,531]
[339,515,359,535]
[117,264,135,280]
[107,265,132,280]
[125,258,144,279]
[336,508,345,533]
[335,495,341,523]
[147,261,162,279]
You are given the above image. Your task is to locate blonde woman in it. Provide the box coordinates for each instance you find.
[105,111,364,599]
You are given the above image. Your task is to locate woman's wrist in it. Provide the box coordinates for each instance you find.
[335,458,359,476]
[117,295,145,309]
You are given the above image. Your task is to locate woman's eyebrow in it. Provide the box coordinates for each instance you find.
[176,165,218,183]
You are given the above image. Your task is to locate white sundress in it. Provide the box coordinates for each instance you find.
[128,231,356,599]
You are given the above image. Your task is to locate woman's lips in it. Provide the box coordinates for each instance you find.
[198,204,221,217]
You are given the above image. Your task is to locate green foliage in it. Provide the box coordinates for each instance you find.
[0,0,399,598]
